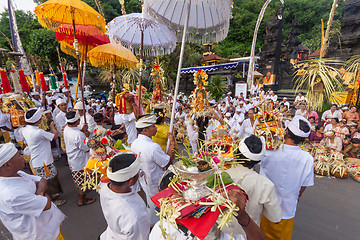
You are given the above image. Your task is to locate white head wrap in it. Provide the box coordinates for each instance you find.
[25,108,42,124]
[0,143,18,167]
[287,115,311,138]
[56,98,66,106]
[74,101,84,110]
[66,112,80,123]
[238,136,266,161]
[225,112,231,117]
[31,92,40,96]
[43,109,52,114]
[107,151,141,182]
[209,99,217,105]
[135,115,157,128]
[63,89,69,93]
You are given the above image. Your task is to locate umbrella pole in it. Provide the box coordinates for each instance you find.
[73,52,84,110]
[71,10,83,111]
[112,65,116,127]
[81,45,88,124]
[166,0,191,151]
[138,30,144,111]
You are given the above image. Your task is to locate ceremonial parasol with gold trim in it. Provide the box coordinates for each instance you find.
[34,0,106,120]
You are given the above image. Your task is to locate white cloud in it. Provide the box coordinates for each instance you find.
[0,0,37,12]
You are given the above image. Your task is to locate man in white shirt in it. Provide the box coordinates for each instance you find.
[64,111,95,206]
[270,92,278,102]
[222,135,282,239]
[63,89,74,110]
[0,143,66,240]
[22,108,66,205]
[99,151,150,240]
[31,92,43,108]
[282,97,290,109]
[233,107,245,123]
[244,99,252,113]
[321,104,342,123]
[238,108,258,139]
[131,114,176,225]
[54,98,68,132]
[260,115,313,240]
[114,96,139,144]
[175,107,186,121]
[74,101,96,135]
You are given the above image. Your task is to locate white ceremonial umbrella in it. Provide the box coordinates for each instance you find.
[144,0,234,150]
[107,12,177,104]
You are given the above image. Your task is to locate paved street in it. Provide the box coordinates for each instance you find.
[1,156,360,240]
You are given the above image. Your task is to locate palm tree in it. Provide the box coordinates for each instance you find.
[207,75,228,101]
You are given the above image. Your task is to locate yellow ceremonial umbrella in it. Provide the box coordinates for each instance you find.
[88,43,139,107]
[35,0,106,122]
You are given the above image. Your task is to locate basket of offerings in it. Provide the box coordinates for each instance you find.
[254,109,284,150]
[330,160,348,179]
[151,148,247,240]
[345,158,360,183]
[82,129,119,191]
[314,160,331,176]
[203,126,234,160]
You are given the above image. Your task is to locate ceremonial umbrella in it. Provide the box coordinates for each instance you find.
[35,0,106,115]
[0,69,12,93]
[107,12,177,105]
[57,24,110,104]
[144,0,233,150]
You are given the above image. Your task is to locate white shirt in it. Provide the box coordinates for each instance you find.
[238,118,258,139]
[78,113,97,134]
[295,96,307,103]
[114,113,137,144]
[185,117,198,154]
[321,109,342,122]
[64,126,90,171]
[131,134,170,197]
[0,112,12,132]
[33,99,42,108]
[270,95,278,102]
[99,183,150,240]
[175,111,186,120]
[295,109,308,118]
[222,165,282,238]
[282,101,290,109]
[233,112,245,123]
[55,111,67,133]
[260,144,314,219]
[320,136,342,151]
[22,125,54,168]
[0,171,65,240]
[324,123,334,133]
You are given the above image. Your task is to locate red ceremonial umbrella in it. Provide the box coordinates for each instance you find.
[55,24,110,47]
[18,69,30,92]
[0,69,12,93]
[39,72,48,92]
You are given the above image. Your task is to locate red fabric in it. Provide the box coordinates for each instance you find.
[55,24,110,47]
[61,65,69,89]
[39,72,48,91]
[151,182,245,240]
[18,69,30,92]
[0,69,12,93]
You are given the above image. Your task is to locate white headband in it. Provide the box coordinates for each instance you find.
[0,143,18,167]
[56,98,66,106]
[25,108,43,124]
[135,115,157,128]
[74,101,84,110]
[107,152,141,182]
[287,115,311,138]
[238,136,266,161]
[66,112,80,123]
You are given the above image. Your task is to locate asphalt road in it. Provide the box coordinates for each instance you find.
[1,155,360,240]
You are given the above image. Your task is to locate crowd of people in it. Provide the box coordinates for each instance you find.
[0,84,356,240]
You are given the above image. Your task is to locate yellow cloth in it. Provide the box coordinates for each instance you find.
[260,215,294,240]
[85,156,109,177]
[56,230,65,240]
[0,131,11,143]
[152,123,178,152]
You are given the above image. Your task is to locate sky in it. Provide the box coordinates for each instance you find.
[0,0,37,12]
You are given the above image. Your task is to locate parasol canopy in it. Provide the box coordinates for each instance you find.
[34,0,106,33]
[60,41,90,59]
[56,24,110,47]
[107,13,177,57]
[87,43,139,70]
[144,0,233,44]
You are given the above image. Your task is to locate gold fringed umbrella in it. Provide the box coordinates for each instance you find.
[88,43,139,123]
[35,0,106,123]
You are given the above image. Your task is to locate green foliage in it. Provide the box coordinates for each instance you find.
[26,29,61,69]
[215,0,345,58]
[207,75,229,101]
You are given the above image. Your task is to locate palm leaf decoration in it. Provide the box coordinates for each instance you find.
[345,55,360,106]
[207,75,228,101]
[294,58,344,111]
[293,0,343,111]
